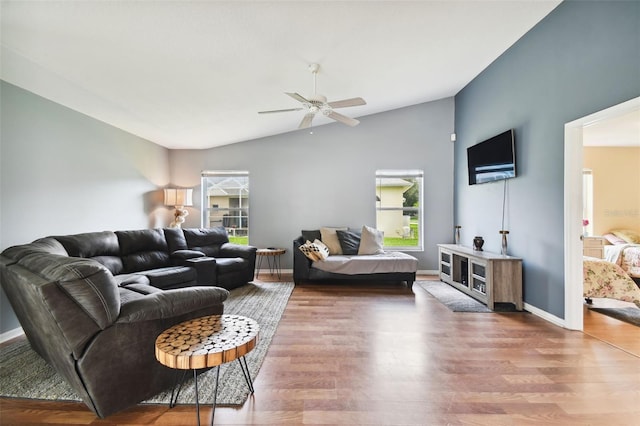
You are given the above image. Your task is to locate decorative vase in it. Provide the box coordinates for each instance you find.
[454,226,461,245]
[473,236,484,251]
[500,230,509,255]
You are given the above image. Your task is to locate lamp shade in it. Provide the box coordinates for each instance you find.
[164,188,193,207]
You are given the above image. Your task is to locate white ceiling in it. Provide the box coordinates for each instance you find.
[583,109,640,147]
[0,1,563,150]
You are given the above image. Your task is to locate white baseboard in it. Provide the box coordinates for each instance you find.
[523,302,566,328]
[274,269,437,277]
[0,327,24,343]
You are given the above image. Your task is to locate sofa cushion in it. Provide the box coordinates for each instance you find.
[320,227,348,255]
[115,273,150,287]
[116,229,170,273]
[301,229,322,242]
[163,227,188,252]
[215,257,247,274]
[2,237,68,260]
[142,266,197,290]
[358,225,385,255]
[336,230,361,255]
[53,231,124,275]
[299,240,329,261]
[183,227,229,257]
[15,252,120,329]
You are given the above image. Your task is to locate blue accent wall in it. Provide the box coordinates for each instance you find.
[454,0,640,318]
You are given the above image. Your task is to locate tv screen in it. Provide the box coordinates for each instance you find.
[467,129,516,185]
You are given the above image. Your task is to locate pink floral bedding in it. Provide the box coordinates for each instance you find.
[583,256,640,306]
[604,244,640,278]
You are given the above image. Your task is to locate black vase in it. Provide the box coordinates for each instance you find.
[473,236,484,251]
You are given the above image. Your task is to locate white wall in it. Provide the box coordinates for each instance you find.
[0,81,172,333]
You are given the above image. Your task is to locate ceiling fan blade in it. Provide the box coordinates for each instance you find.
[258,108,303,114]
[327,97,367,109]
[286,92,311,104]
[327,111,360,127]
[299,113,315,129]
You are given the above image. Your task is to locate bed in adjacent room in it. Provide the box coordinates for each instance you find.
[583,256,640,307]
[602,230,640,281]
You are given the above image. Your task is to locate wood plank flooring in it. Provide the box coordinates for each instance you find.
[1,274,639,425]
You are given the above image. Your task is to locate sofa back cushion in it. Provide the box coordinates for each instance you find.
[164,227,189,252]
[53,231,123,275]
[183,227,229,257]
[116,229,170,273]
[11,250,120,330]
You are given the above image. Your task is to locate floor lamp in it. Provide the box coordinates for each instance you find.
[164,188,193,228]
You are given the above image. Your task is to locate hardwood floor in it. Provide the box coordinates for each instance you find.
[2,274,639,425]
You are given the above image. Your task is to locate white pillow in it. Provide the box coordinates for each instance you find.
[298,240,321,261]
[298,239,331,261]
[358,225,384,255]
[312,239,330,260]
[320,227,347,255]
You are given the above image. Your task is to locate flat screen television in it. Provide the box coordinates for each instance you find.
[467,129,516,185]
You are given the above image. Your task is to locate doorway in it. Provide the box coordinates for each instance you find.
[563,96,640,331]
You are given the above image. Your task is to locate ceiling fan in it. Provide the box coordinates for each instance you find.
[258,63,366,129]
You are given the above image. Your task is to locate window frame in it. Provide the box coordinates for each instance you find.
[375,169,424,251]
[201,171,250,243]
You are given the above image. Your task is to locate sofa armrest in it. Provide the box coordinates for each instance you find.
[171,249,205,261]
[293,237,312,282]
[219,243,257,260]
[117,286,229,323]
[184,256,217,285]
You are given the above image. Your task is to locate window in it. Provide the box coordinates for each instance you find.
[375,170,423,250]
[202,171,249,245]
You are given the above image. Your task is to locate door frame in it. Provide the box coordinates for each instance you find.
[563,96,640,330]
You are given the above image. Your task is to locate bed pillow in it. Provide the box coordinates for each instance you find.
[358,225,384,255]
[611,229,640,244]
[336,230,361,255]
[603,233,627,245]
[320,227,347,255]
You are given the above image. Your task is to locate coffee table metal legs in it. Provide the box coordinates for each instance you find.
[237,355,255,394]
[168,356,254,425]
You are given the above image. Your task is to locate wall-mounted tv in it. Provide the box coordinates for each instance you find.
[467,129,516,185]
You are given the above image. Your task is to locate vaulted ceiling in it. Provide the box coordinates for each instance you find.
[1,1,563,149]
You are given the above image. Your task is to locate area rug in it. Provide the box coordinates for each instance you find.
[419,281,519,313]
[0,281,294,406]
[587,305,640,327]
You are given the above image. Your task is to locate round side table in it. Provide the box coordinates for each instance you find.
[255,248,286,279]
[155,314,259,426]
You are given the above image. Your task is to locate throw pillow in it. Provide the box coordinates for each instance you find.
[312,239,330,260]
[603,233,626,245]
[301,229,322,242]
[320,227,347,255]
[336,230,361,255]
[358,225,384,255]
[298,240,321,261]
[611,229,640,244]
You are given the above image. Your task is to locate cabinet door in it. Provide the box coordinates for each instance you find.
[470,260,487,296]
[439,249,452,282]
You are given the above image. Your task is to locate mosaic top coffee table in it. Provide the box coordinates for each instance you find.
[155,314,260,426]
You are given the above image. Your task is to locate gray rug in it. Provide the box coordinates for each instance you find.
[588,306,640,327]
[0,281,294,406]
[418,280,493,312]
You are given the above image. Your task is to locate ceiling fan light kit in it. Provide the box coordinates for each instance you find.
[258,63,366,130]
